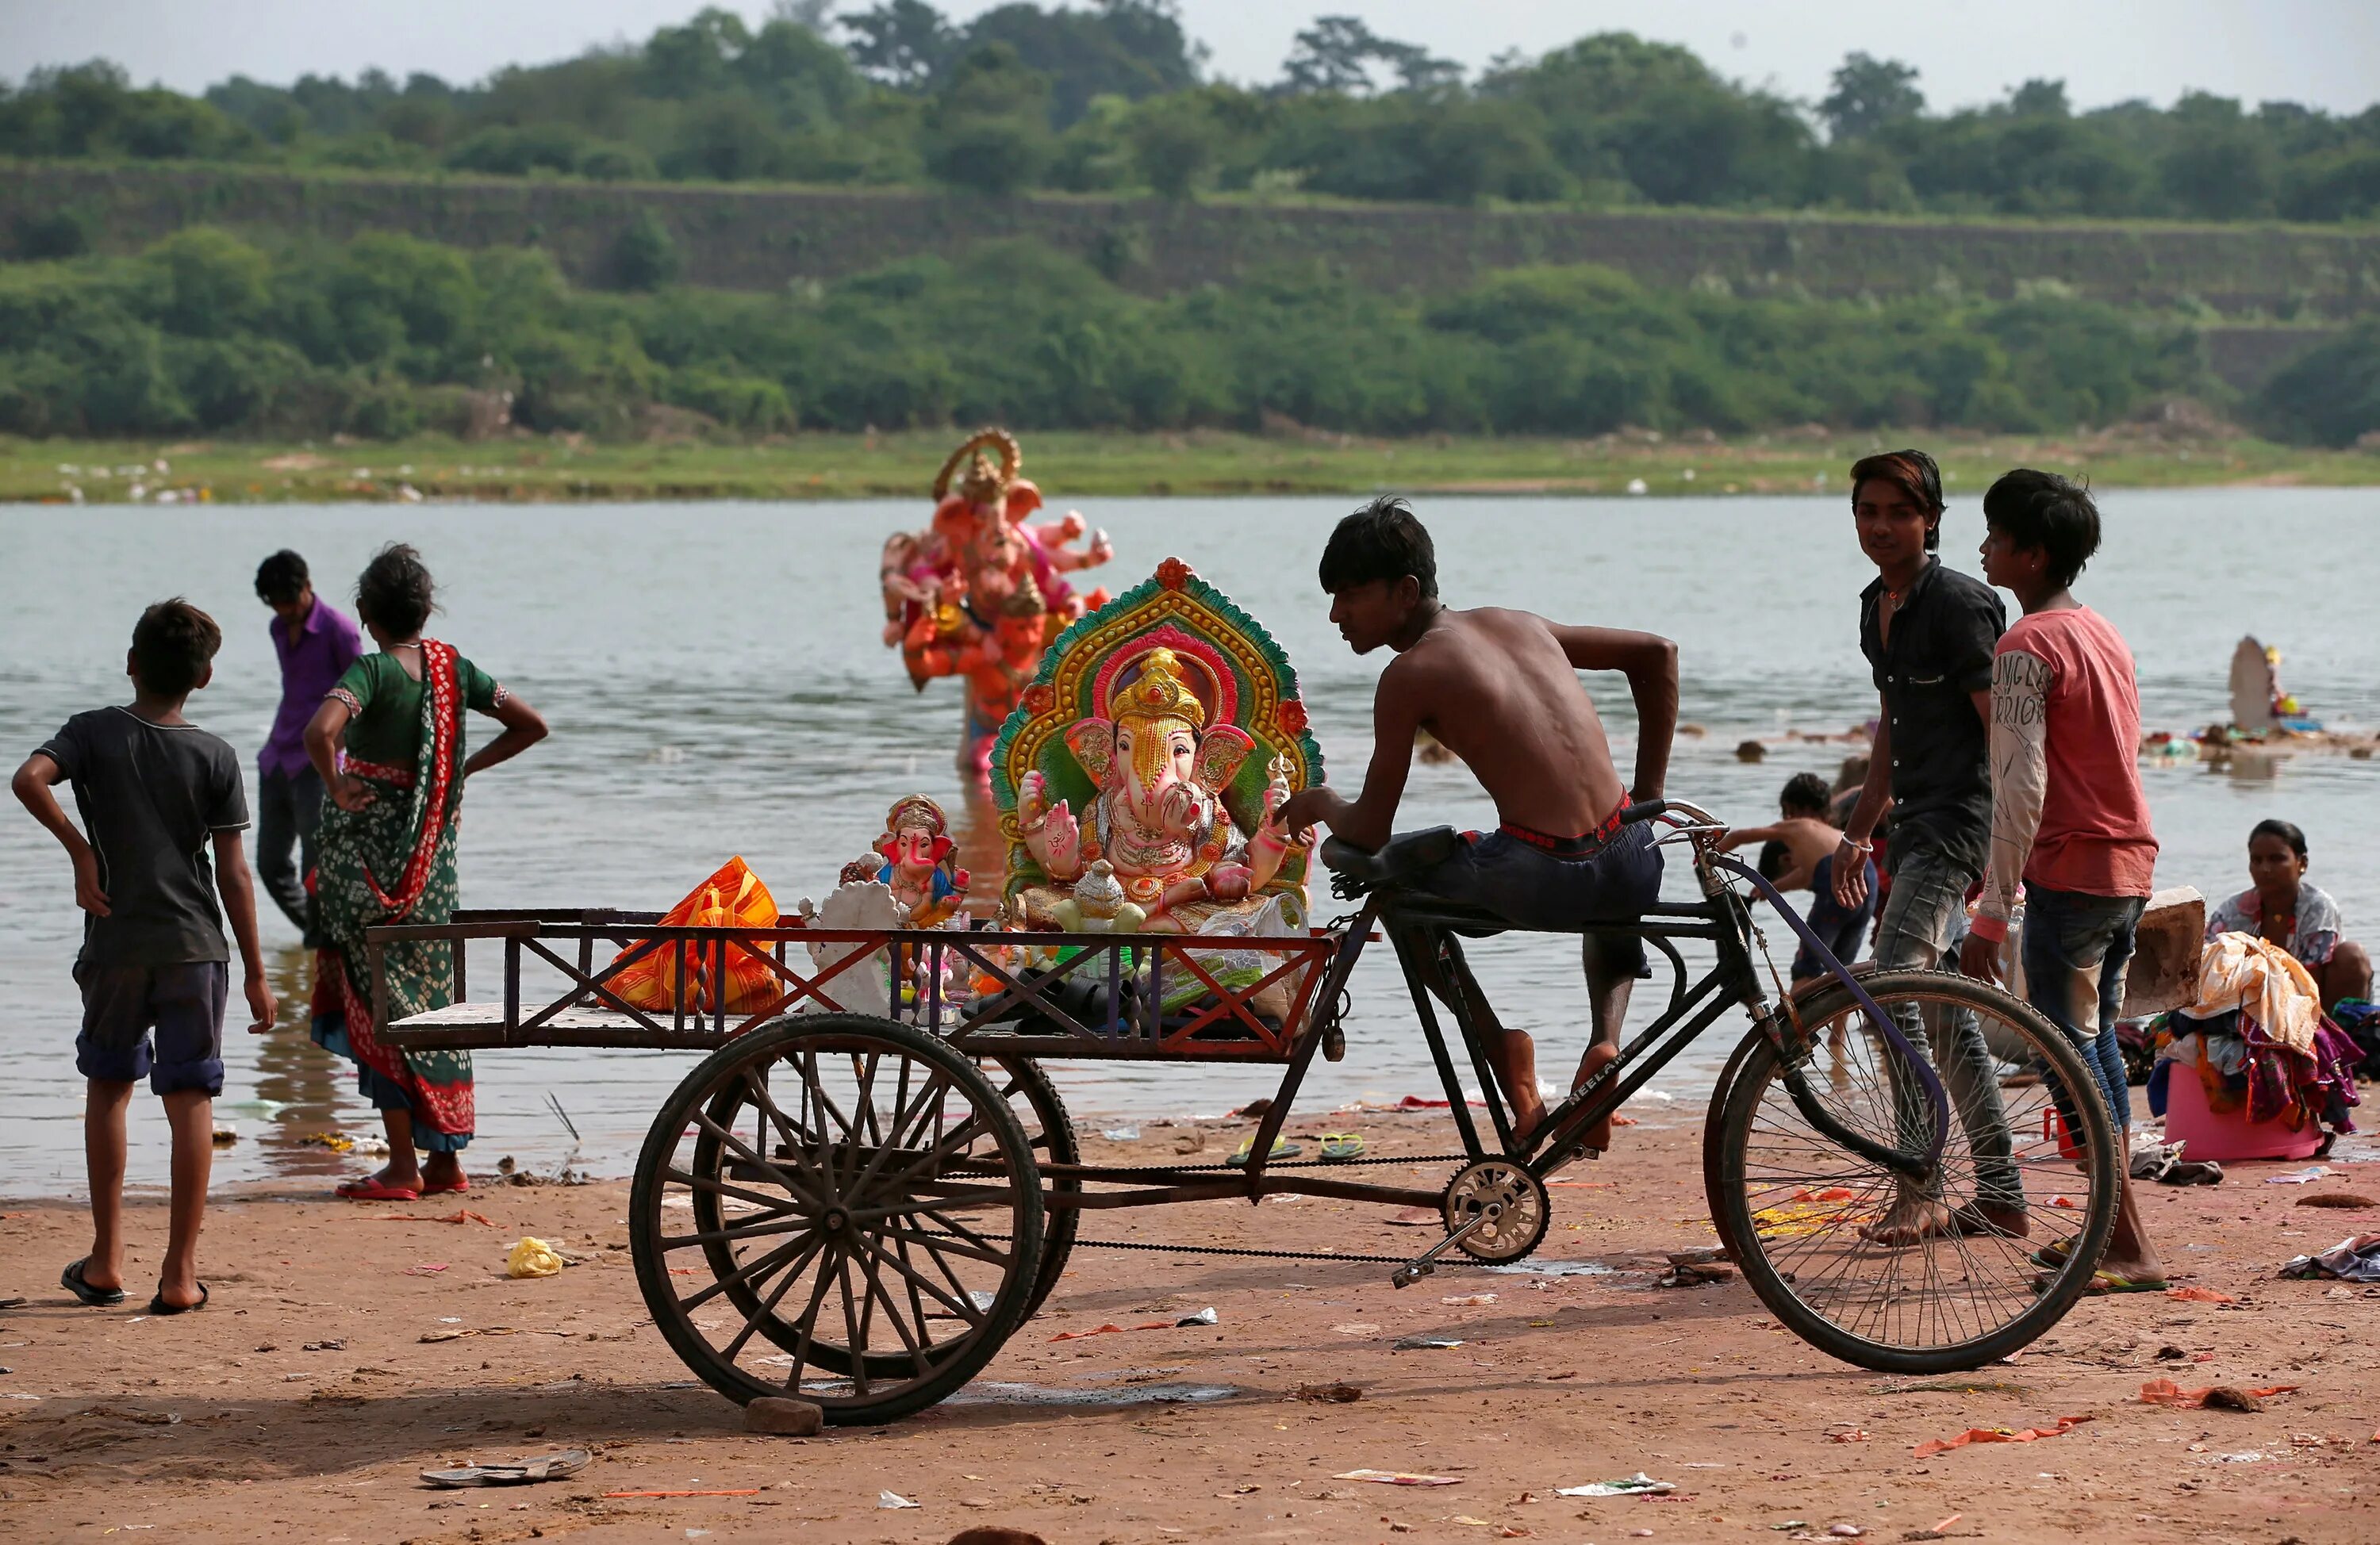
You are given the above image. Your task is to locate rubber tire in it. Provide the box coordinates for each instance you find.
[1714,968,2121,1374]
[1700,1026,1764,1264]
[629,1013,1045,1424]
[988,1055,1079,1325]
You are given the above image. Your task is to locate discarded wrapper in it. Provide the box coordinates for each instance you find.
[879,1489,920,1509]
[1912,1414,2091,1457]
[1334,1469,1460,1486]
[505,1237,565,1279]
[1557,1473,1675,1497]
[420,1448,590,1489]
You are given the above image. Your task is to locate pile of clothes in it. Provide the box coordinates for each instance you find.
[2145,933,2361,1142]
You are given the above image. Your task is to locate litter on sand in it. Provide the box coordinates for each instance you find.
[505,1238,566,1279]
[2267,1164,2332,1184]
[1100,1127,1141,1141]
[878,1490,920,1509]
[2278,1233,2380,1282]
[1913,1414,2091,1457]
[2138,1378,2298,1409]
[1392,1334,1465,1350]
[1334,1469,1461,1486]
[1440,1293,1499,1305]
[1048,1308,1216,1341]
[1556,1473,1676,1497]
[420,1449,590,1489]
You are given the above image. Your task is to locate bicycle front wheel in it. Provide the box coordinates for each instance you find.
[1714,968,2121,1374]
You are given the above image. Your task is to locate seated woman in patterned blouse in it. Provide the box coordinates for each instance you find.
[2206,819,2372,1012]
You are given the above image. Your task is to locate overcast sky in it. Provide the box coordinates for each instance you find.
[6,0,2378,116]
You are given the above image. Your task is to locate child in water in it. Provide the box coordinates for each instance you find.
[1721,772,1877,986]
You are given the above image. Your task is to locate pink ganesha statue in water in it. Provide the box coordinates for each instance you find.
[992,560,1323,934]
[880,428,1113,772]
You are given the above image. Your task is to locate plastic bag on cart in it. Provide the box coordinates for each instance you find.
[608,858,782,1014]
[1162,897,1303,1029]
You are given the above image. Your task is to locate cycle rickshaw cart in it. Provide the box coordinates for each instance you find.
[374,796,2125,1426]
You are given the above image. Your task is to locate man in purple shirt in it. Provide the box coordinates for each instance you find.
[254,550,363,944]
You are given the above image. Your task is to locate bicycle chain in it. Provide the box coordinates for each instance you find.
[964,1230,1492,1268]
[1060,1150,1474,1175]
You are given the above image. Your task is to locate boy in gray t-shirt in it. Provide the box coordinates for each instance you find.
[13,600,276,1315]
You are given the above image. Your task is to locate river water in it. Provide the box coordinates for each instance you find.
[3,490,2375,1196]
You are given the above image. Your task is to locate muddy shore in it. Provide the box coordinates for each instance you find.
[4,1110,2376,1543]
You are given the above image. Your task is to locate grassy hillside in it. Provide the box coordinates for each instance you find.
[9,161,2379,321]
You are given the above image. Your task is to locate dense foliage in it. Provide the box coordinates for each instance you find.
[2254,323,2380,446]
[0,226,2232,443]
[3,5,2378,220]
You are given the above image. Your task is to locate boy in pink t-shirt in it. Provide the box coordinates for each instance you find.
[1960,470,2166,1293]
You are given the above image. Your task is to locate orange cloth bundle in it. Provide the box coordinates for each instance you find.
[608,858,782,1014]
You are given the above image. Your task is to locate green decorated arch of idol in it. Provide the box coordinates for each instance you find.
[990,558,1324,930]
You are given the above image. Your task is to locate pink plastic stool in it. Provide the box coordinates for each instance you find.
[2160,1055,2324,1164]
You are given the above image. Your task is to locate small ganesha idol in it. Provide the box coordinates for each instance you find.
[991,558,1322,934]
[870,794,970,927]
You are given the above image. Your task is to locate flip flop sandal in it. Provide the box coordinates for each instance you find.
[421,1177,471,1195]
[336,1177,423,1202]
[61,1258,126,1307]
[1318,1133,1367,1163]
[1226,1137,1302,1167]
[419,1448,592,1489]
[144,1282,209,1315]
[2028,1241,2076,1271]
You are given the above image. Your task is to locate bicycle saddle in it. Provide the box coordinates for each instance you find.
[1319,826,1461,891]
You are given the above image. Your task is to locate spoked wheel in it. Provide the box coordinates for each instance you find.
[628,1014,1044,1424]
[1714,968,2121,1374]
[986,1055,1078,1323]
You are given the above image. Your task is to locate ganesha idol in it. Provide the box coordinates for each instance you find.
[992,559,1324,934]
[880,428,1115,772]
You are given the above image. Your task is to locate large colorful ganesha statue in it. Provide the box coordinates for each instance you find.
[992,558,1322,934]
[880,428,1114,771]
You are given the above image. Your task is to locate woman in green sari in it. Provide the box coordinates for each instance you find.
[303,545,547,1200]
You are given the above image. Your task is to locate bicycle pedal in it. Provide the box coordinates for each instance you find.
[1391,1260,1434,1289]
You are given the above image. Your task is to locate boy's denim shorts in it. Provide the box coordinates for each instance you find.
[74,960,228,1097]
[1404,822,1664,976]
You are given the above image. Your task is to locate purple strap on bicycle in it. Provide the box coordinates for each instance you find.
[1710,853,1951,1170]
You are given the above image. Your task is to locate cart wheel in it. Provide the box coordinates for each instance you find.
[1701,1027,1763,1265]
[629,1013,1044,1424]
[1443,1158,1550,1263]
[987,1056,1078,1324]
[1714,968,2121,1374]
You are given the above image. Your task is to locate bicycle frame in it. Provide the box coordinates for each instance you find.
[1236,803,1950,1187]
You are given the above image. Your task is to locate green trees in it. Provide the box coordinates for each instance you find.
[2256,323,2380,446]
[611,213,681,290]
[6,13,2377,219]
[923,45,1056,193]
[0,227,2234,443]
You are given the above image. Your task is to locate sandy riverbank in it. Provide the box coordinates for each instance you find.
[3,1110,2377,1543]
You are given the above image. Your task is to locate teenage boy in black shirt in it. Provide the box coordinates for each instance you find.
[13,600,276,1313]
[1831,451,2024,1244]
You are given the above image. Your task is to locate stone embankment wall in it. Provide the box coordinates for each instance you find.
[6,161,2367,384]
